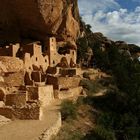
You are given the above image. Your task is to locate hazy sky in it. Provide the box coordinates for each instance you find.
[78,0,140,46]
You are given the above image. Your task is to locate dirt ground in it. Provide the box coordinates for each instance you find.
[0,100,61,140]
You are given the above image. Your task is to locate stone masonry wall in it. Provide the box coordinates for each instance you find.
[0,103,40,120]
[5,93,26,107]
[38,85,54,107]
[4,71,24,87]
[47,75,81,89]
[13,104,40,120]
[27,85,54,106]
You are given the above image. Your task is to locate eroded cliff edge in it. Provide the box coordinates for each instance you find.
[0,0,80,45]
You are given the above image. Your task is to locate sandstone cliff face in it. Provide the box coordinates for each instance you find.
[0,0,80,44]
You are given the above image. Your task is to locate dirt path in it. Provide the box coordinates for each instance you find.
[0,100,61,140]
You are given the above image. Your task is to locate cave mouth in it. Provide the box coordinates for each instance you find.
[58,46,70,55]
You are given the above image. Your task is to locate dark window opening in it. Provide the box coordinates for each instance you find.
[58,47,70,55]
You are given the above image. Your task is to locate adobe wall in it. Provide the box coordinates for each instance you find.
[47,75,81,89]
[23,43,49,72]
[49,49,76,68]
[38,85,54,107]
[58,76,81,89]
[46,37,77,67]
[27,85,54,106]
[31,55,49,71]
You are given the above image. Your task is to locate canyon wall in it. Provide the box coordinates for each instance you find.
[0,0,80,45]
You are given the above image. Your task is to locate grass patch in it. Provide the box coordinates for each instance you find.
[80,79,104,95]
[60,100,77,121]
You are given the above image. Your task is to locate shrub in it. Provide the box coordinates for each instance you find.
[83,126,116,140]
[93,125,116,140]
[76,96,85,106]
[80,79,104,95]
[60,100,77,120]
[53,123,84,140]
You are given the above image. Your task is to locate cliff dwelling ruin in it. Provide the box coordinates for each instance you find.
[0,36,83,120]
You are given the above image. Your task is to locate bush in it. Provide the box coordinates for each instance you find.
[53,123,84,140]
[83,126,116,140]
[80,79,104,95]
[76,96,85,106]
[93,125,116,140]
[60,100,77,120]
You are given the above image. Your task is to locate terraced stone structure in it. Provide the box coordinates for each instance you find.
[0,35,82,120]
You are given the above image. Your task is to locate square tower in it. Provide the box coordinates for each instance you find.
[46,37,57,67]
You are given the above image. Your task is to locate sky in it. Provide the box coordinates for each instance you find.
[78,0,140,46]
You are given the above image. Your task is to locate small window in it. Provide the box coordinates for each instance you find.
[45,59,47,63]
[6,46,10,49]
[73,51,74,55]
[53,60,55,64]
[36,57,38,61]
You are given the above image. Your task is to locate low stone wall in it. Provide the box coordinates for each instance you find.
[0,107,13,119]
[0,103,40,120]
[4,71,24,86]
[54,86,83,99]
[47,75,81,89]
[13,103,40,120]
[26,86,38,101]
[38,85,54,107]
[38,112,62,140]
[27,85,54,106]
[5,93,26,107]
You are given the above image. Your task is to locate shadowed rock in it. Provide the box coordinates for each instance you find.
[0,0,80,45]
